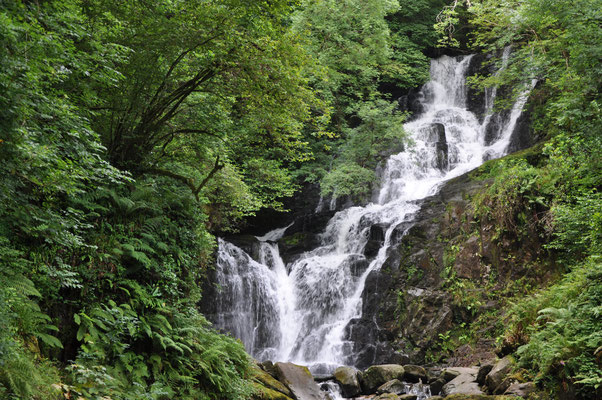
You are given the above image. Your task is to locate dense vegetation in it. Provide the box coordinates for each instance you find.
[0,0,599,399]
[440,0,601,398]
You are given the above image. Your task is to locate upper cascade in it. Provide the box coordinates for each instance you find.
[205,52,535,374]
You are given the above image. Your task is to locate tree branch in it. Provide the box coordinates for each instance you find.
[145,155,224,201]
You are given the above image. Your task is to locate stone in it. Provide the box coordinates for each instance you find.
[441,367,484,396]
[402,365,427,383]
[261,360,278,377]
[440,368,462,383]
[376,379,405,395]
[504,382,536,397]
[333,366,362,397]
[360,364,406,394]
[493,377,513,395]
[375,394,400,400]
[274,362,325,400]
[252,382,294,400]
[477,361,495,385]
[398,395,418,400]
[444,396,516,400]
[429,377,446,395]
[253,365,294,398]
[485,357,513,393]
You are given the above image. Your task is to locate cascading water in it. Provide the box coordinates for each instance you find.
[208,53,533,377]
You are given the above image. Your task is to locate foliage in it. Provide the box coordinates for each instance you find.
[438,1,602,397]
[321,163,376,201]
[506,258,602,398]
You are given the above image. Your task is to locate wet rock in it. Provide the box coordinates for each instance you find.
[441,367,484,396]
[485,357,513,393]
[376,379,405,395]
[402,365,427,383]
[348,255,371,277]
[504,382,536,397]
[274,362,325,400]
[333,366,362,397]
[465,53,491,121]
[398,88,424,119]
[477,361,495,386]
[364,224,386,258]
[224,234,261,259]
[313,374,334,383]
[360,364,406,394]
[398,395,418,400]
[278,231,322,265]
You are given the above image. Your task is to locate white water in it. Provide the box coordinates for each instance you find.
[210,54,533,375]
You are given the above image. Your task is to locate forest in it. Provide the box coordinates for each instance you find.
[0,0,600,399]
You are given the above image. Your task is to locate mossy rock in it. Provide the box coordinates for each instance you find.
[251,365,293,398]
[444,395,516,400]
[361,364,405,394]
[251,382,294,400]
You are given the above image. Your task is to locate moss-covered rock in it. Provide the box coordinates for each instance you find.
[251,365,294,398]
[333,366,362,397]
[360,364,405,394]
[251,382,294,400]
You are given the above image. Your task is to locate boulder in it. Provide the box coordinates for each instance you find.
[440,368,462,382]
[403,365,427,383]
[274,362,325,400]
[375,394,401,400]
[493,377,513,395]
[398,395,418,400]
[485,357,513,393]
[441,367,484,396]
[477,362,495,386]
[429,378,446,395]
[444,396,516,400]
[252,382,295,400]
[260,360,279,378]
[333,366,362,397]
[361,364,406,394]
[504,382,536,397]
[253,365,294,398]
[376,379,405,395]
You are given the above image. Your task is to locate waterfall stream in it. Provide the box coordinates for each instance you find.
[208,53,533,375]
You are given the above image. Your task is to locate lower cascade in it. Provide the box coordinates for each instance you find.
[205,53,533,380]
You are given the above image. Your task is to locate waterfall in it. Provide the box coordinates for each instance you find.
[208,54,534,373]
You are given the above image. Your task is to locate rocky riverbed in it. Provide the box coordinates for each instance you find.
[251,357,538,400]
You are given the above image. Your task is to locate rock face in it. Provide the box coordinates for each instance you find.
[274,362,325,400]
[333,366,362,397]
[441,367,484,396]
[360,365,406,394]
[430,123,449,171]
[350,145,553,366]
